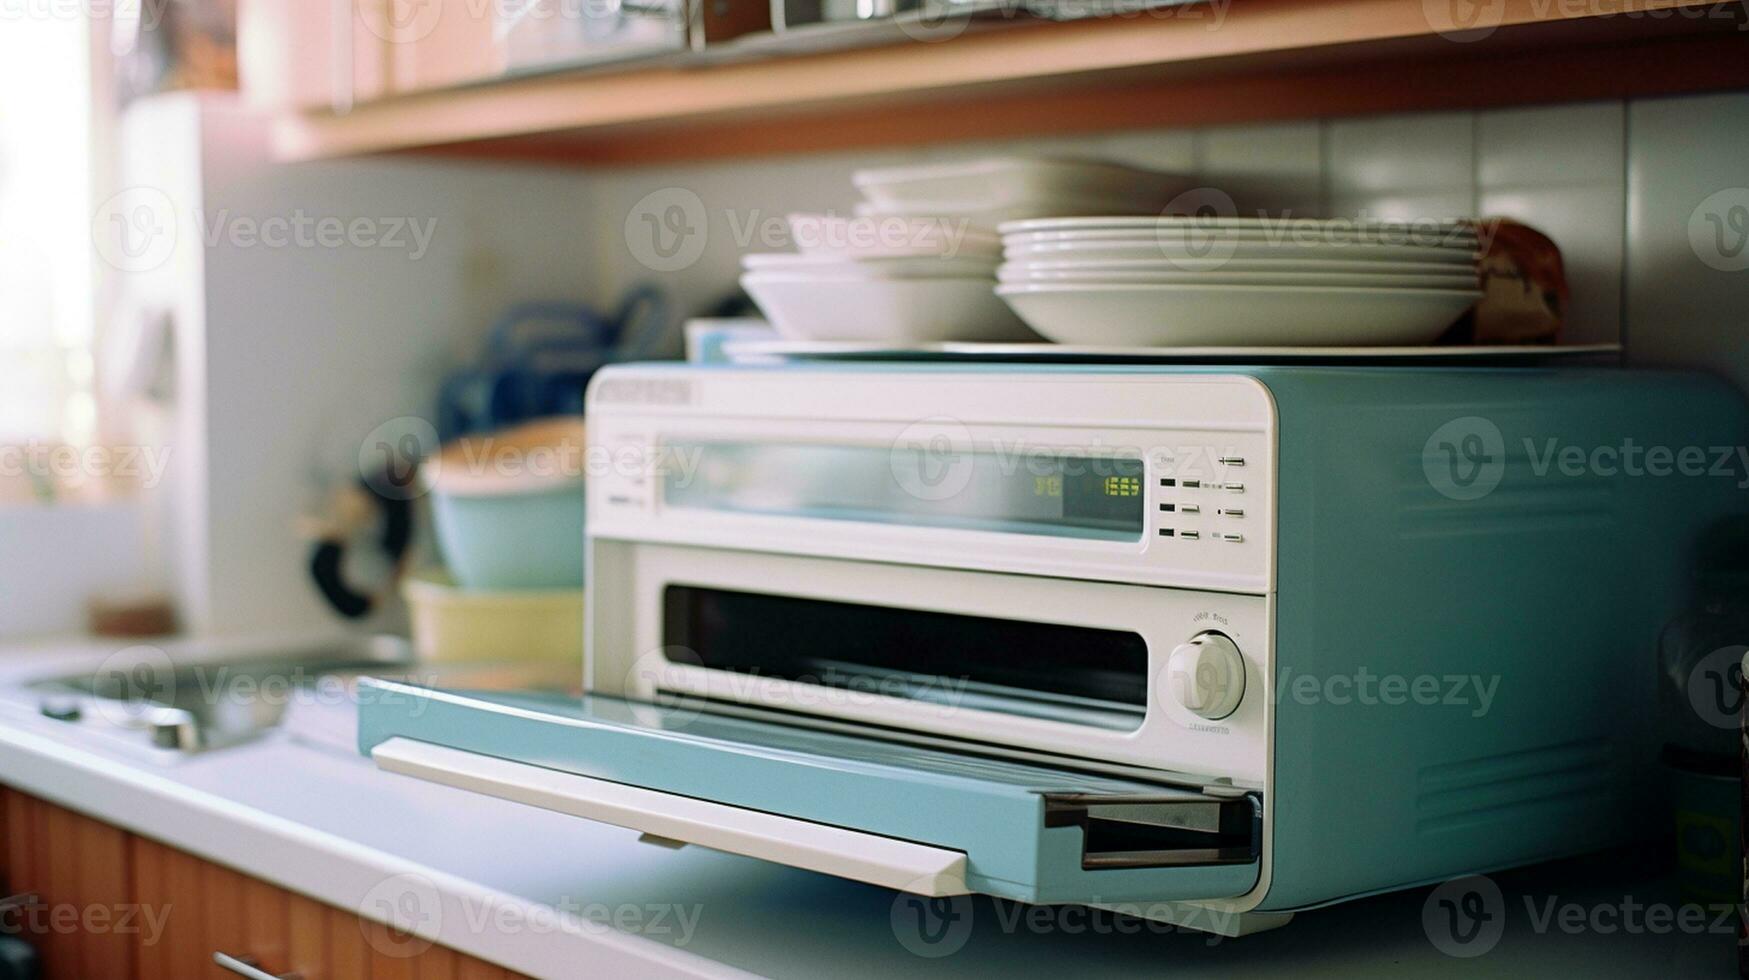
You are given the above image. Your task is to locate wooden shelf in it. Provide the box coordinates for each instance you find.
[274,0,1749,166]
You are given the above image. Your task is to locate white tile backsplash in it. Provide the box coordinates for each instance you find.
[1478,184,1624,345]
[1476,102,1623,187]
[1325,112,1475,196]
[1625,91,1749,392]
[582,90,1749,383]
[1326,191,1477,224]
[1193,122,1323,218]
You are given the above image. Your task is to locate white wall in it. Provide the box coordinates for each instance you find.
[580,91,1749,391]
[119,95,608,638]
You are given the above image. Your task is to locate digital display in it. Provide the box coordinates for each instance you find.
[663,442,1146,540]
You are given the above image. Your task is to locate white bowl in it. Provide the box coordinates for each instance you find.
[786,212,1001,260]
[853,196,1170,228]
[744,274,1037,343]
[742,252,999,279]
[1005,239,1480,265]
[997,267,1479,289]
[853,157,1191,213]
[995,283,1482,347]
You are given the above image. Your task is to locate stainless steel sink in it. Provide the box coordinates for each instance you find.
[25,635,417,754]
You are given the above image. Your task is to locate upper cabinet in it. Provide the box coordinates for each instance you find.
[238,0,505,111]
[239,0,1749,165]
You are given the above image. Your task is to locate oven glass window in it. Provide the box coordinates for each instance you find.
[661,441,1145,540]
[664,585,1148,730]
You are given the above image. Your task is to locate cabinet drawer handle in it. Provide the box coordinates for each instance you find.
[213,952,303,980]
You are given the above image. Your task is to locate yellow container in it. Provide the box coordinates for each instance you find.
[402,573,583,667]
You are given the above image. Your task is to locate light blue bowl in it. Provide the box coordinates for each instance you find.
[426,419,587,591]
[430,485,584,590]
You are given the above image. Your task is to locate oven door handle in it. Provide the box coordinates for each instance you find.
[370,737,971,896]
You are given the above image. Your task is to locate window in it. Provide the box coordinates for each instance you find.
[0,13,103,500]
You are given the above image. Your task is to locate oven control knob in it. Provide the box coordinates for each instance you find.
[1166,633,1245,721]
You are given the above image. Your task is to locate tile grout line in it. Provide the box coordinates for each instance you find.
[1618,100,1633,360]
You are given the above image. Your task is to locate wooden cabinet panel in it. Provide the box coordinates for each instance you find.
[243,876,292,976]
[202,862,251,978]
[5,787,528,980]
[0,791,136,980]
[414,945,459,980]
[455,957,511,980]
[288,890,333,980]
[69,807,137,979]
[131,834,172,980]
[330,905,371,979]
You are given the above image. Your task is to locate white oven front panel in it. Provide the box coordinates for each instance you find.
[584,368,1277,595]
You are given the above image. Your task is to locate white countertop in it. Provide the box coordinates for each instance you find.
[0,638,1736,979]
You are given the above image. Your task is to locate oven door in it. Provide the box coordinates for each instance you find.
[357,680,1261,907]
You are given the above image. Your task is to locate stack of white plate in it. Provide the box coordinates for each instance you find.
[741,213,1036,343]
[742,159,1195,343]
[996,217,1485,347]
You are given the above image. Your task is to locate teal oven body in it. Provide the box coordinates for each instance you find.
[359,362,1749,932]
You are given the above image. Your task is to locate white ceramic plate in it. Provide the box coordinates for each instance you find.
[1005,239,1480,265]
[852,157,1189,213]
[1000,215,1478,240]
[786,212,1002,260]
[997,267,1478,289]
[719,339,1623,364]
[743,253,999,279]
[743,274,1037,343]
[1001,257,1480,275]
[1002,228,1479,249]
[994,282,1482,347]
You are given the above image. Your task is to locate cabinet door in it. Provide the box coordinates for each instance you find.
[2,787,527,979]
[0,788,136,979]
[238,0,395,111]
[388,0,506,93]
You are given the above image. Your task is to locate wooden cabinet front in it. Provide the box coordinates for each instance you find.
[0,787,526,980]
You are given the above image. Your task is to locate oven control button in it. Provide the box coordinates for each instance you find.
[1166,633,1245,721]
